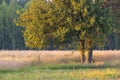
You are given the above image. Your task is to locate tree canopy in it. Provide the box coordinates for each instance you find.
[15,0,113,63]
[16,0,112,50]
[0,0,119,51]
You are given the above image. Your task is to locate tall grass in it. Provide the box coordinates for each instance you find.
[0,50,120,80]
[0,50,120,70]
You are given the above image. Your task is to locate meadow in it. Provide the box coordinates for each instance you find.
[0,50,120,80]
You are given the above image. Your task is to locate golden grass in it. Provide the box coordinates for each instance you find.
[0,50,120,70]
[69,68,120,80]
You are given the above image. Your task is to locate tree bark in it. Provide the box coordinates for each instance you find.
[85,38,93,63]
[80,52,86,64]
[88,49,93,63]
[85,49,93,63]
[101,0,110,8]
[80,40,86,63]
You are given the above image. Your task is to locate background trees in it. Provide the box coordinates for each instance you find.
[110,0,120,50]
[0,0,25,50]
[0,0,8,49]
[0,0,119,51]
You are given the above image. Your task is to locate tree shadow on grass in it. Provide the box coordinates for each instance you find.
[36,63,120,70]
[0,63,119,73]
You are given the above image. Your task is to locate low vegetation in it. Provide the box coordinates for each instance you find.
[0,50,120,69]
[0,50,120,80]
[0,64,120,80]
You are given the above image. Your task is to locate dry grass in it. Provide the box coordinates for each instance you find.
[93,50,120,65]
[0,50,120,70]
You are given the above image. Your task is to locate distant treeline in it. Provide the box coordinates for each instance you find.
[0,0,120,50]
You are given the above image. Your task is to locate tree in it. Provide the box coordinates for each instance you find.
[17,0,30,7]
[5,0,25,50]
[0,0,25,50]
[103,0,120,50]
[15,0,112,63]
[111,0,120,50]
[0,0,10,49]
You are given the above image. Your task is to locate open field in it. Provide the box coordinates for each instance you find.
[0,50,120,80]
[0,65,120,80]
[0,50,120,69]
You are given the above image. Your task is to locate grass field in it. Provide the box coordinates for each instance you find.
[0,63,120,80]
[0,50,120,80]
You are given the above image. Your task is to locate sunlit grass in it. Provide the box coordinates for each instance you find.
[0,64,119,80]
[0,50,120,80]
[0,50,120,70]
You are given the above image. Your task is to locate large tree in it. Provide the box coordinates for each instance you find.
[15,0,112,63]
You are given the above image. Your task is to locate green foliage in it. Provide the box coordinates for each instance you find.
[16,0,112,50]
[0,0,25,50]
[0,0,9,49]
[17,0,30,7]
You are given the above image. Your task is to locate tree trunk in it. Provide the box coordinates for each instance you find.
[80,40,86,63]
[88,49,93,63]
[80,52,86,64]
[86,49,93,63]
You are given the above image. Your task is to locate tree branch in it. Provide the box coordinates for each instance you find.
[101,0,111,8]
